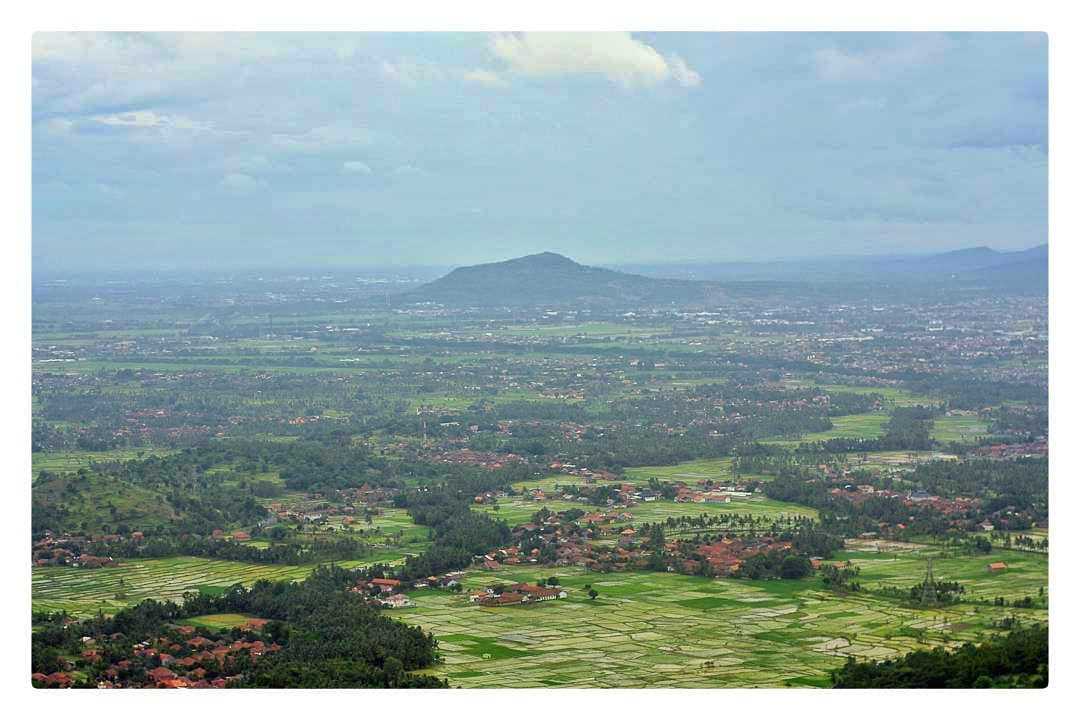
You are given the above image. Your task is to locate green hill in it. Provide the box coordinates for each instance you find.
[404,252,719,307]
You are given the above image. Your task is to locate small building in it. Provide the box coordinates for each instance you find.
[380,593,414,608]
[987,561,1008,572]
[369,578,401,593]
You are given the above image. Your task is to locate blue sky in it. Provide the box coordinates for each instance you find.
[32,32,1047,271]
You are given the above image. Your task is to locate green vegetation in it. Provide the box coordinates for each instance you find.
[399,566,1046,688]
[31,263,1048,688]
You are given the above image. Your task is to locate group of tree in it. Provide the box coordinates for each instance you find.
[831,624,1048,688]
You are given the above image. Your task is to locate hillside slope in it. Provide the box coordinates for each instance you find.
[405,252,717,307]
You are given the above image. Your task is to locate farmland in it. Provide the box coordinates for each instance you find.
[397,563,1047,688]
[30,264,1048,688]
[32,555,400,617]
[762,412,890,446]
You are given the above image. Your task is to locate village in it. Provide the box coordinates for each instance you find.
[31,619,281,689]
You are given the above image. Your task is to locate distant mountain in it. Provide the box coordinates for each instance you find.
[617,244,1047,291]
[403,252,717,307]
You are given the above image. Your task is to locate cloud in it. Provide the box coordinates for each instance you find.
[489,33,701,88]
[392,164,425,178]
[270,125,375,153]
[218,172,259,195]
[342,160,372,174]
[462,68,509,89]
[813,36,948,82]
[92,110,213,132]
[667,54,702,88]
[379,59,446,87]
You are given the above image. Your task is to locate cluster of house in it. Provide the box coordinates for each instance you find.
[286,415,323,426]
[258,487,393,530]
[674,487,733,504]
[351,577,411,607]
[974,441,1048,459]
[209,528,251,541]
[347,571,467,609]
[412,571,464,589]
[668,536,793,576]
[476,505,814,578]
[469,582,568,606]
[547,461,620,483]
[827,484,979,515]
[33,621,281,689]
[431,448,523,469]
[473,489,510,505]
[32,532,136,567]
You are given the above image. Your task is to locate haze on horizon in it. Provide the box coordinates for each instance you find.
[32,32,1048,273]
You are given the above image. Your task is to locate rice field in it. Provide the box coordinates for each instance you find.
[780,381,938,407]
[31,555,406,618]
[397,563,1048,688]
[930,415,990,443]
[31,448,175,478]
[837,543,1048,602]
[623,458,772,487]
[478,494,817,527]
[183,613,266,629]
[762,412,890,447]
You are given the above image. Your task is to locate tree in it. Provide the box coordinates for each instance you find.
[588,588,598,601]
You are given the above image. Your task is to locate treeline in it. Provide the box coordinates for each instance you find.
[392,483,512,581]
[831,624,1048,688]
[906,457,1047,522]
[762,472,950,538]
[82,535,370,565]
[32,439,543,540]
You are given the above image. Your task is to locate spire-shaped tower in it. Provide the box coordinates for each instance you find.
[920,557,938,606]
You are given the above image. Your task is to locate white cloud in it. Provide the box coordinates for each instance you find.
[223,154,272,173]
[392,164,425,178]
[218,172,259,195]
[92,110,212,132]
[270,125,375,153]
[342,160,372,174]
[667,55,702,88]
[379,59,446,87]
[813,37,949,82]
[462,68,508,89]
[489,32,701,89]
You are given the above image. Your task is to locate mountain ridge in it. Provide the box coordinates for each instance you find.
[404,252,715,307]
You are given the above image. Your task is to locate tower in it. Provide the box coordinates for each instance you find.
[920,557,938,606]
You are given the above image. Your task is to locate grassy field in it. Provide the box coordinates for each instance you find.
[183,613,266,630]
[624,457,737,484]
[930,415,990,443]
[31,448,175,478]
[479,492,817,527]
[780,381,937,407]
[499,322,670,339]
[397,564,1047,688]
[31,555,406,618]
[837,542,1048,602]
[762,412,889,447]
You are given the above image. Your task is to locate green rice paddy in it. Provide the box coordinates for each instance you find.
[930,415,990,443]
[762,412,889,446]
[31,555,406,618]
[396,562,1047,688]
[183,613,266,629]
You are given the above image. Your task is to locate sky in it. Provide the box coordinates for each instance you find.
[32,32,1048,272]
